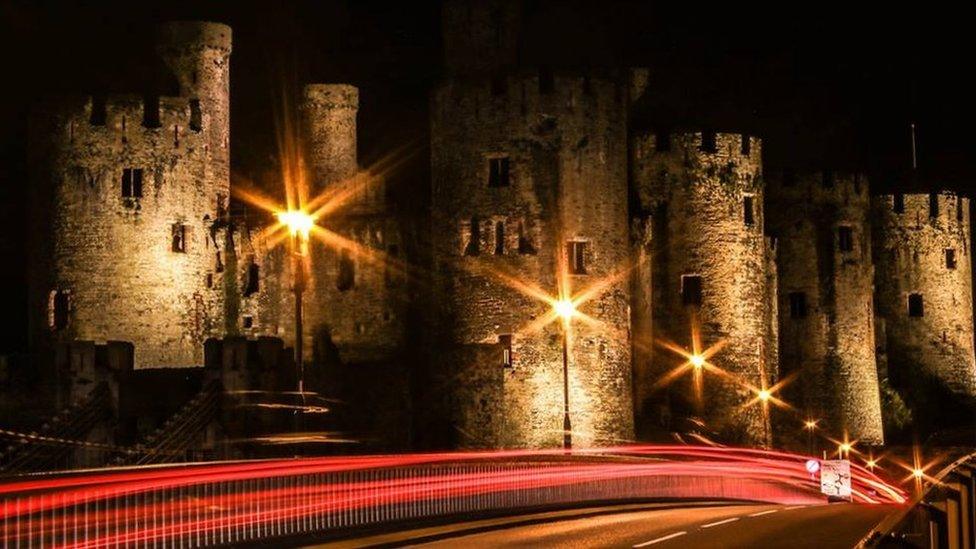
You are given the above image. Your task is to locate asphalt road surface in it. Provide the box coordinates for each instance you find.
[324,502,897,549]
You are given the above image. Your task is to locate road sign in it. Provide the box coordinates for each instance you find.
[820,459,852,501]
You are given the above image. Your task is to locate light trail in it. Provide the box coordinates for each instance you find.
[0,445,906,547]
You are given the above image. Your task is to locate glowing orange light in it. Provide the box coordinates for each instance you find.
[866,459,877,469]
[839,442,852,453]
[276,210,314,238]
[553,298,577,322]
[912,468,924,479]
[757,389,772,402]
[804,419,818,430]
[689,354,706,370]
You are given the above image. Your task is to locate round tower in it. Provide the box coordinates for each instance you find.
[767,171,884,445]
[631,131,771,445]
[873,191,976,400]
[156,21,232,203]
[28,22,232,369]
[301,84,359,193]
[429,69,634,449]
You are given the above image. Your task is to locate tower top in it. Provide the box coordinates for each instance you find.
[303,84,359,110]
[156,21,232,55]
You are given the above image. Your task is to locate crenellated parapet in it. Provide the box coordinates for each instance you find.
[872,191,976,399]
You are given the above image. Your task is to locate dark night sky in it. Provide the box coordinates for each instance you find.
[0,1,973,353]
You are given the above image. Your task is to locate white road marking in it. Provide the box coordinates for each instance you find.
[748,509,778,517]
[782,505,806,510]
[633,531,688,547]
[700,517,740,528]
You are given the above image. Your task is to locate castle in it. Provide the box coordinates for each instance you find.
[20,3,976,455]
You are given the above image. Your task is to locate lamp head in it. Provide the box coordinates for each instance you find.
[554,299,576,321]
[278,210,314,238]
[689,354,706,369]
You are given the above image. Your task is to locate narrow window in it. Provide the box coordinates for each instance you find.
[189,99,202,132]
[242,316,254,329]
[539,66,554,94]
[499,334,513,368]
[215,251,224,273]
[48,289,70,331]
[90,95,107,125]
[464,218,481,256]
[700,131,717,153]
[838,226,854,252]
[930,192,939,218]
[788,292,808,319]
[957,198,965,222]
[488,157,510,187]
[171,223,186,253]
[655,131,671,152]
[568,241,587,275]
[494,221,505,255]
[946,249,957,270]
[244,262,260,295]
[517,221,537,255]
[205,273,213,288]
[122,168,144,198]
[740,134,751,155]
[822,170,834,188]
[337,249,355,291]
[743,196,755,226]
[908,293,924,317]
[142,95,161,128]
[894,193,905,214]
[681,275,703,306]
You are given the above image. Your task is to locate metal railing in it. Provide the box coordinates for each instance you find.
[860,453,976,548]
[0,383,111,474]
[0,445,901,547]
[113,381,221,467]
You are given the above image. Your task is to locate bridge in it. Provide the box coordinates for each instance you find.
[0,445,911,547]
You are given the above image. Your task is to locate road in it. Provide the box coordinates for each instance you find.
[323,502,896,549]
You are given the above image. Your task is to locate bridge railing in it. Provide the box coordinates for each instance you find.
[860,453,976,548]
[0,446,901,547]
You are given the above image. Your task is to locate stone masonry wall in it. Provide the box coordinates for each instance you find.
[28,22,231,370]
[430,71,634,448]
[767,171,884,445]
[873,192,976,397]
[631,131,769,445]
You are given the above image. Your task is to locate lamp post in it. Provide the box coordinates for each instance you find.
[757,388,772,449]
[804,419,818,456]
[277,210,314,394]
[554,298,576,450]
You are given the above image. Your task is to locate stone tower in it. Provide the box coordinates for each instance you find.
[28,22,232,369]
[873,191,976,400]
[767,171,884,445]
[630,131,776,445]
[428,0,634,448]
[300,84,405,365]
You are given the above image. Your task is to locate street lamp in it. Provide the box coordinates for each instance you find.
[689,354,706,370]
[803,419,818,455]
[277,209,314,393]
[554,298,577,450]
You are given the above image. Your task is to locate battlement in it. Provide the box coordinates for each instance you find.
[874,191,970,231]
[632,130,762,167]
[303,84,358,110]
[433,69,624,127]
[767,170,869,205]
[38,94,208,150]
[155,21,232,55]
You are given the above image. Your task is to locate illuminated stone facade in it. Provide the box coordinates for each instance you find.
[631,131,775,445]
[873,192,976,398]
[25,10,976,451]
[28,22,232,369]
[767,171,884,445]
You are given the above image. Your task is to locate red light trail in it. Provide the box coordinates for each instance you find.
[0,445,905,547]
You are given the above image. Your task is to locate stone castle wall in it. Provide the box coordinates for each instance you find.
[767,171,884,444]
[631,131,770,445]
[873,191,976,397]
[430,70,634,448]
[27,22,232,369]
